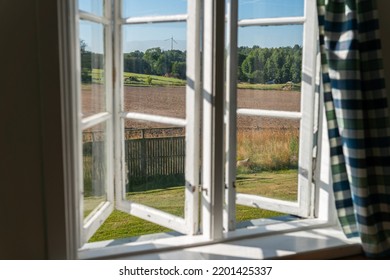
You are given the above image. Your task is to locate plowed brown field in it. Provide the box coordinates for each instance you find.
[82,85,301,130]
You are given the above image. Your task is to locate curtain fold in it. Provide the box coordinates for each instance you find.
[317,0,390,257]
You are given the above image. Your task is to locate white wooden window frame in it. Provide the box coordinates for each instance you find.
[67,0,326,255]
[112,0,201,235]
[224,0,319,229]
[75,0,115,245]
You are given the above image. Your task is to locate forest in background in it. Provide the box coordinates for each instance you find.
[80,40,302,84]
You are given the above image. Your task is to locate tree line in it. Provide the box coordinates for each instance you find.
[124,48,186,79]
[80,40,302,84]
[238,44,302,84]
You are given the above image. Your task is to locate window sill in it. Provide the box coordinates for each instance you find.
[78,219,362,260]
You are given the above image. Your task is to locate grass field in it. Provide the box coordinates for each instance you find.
[88,169,297,242]
[123,72,186,87]
[87,69,300,90]
[237,129,299,172]
[237,82,301,91]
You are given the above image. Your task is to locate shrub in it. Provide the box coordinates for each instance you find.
[146,75,153,85]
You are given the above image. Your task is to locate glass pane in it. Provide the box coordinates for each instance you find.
[122,0,187,18]
[80,20,106,117]
[235,117,300,224]
[234,24,303,223]
[238,0,304,20]
[124,122,186,217]
[79,0,104,17]
[123,23,187,119]
[82,122,108,221]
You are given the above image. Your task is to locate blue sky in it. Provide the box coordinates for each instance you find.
[79,0,304,53]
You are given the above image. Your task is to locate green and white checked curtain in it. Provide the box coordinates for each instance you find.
[317,0,390,257]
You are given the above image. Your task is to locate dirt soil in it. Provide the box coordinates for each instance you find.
[82,85,301,131]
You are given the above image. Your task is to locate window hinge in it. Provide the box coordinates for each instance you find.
[197,185,208,196]
[189,184,206,194]
[225,182,236,189]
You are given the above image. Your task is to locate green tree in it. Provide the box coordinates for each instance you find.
[143,47,163,74]
[123,52,151,74]
[172,61,186,79]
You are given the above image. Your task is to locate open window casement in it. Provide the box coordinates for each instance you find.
[112,0,201,235]
[75,2,115,244]
[76,0,203,242]
[74,0,320,248]
[224,0,319,230]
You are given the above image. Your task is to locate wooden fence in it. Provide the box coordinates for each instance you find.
[83,128,186,192]
[125,135,185,192]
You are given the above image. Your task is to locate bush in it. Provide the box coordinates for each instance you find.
[146,76,153,85]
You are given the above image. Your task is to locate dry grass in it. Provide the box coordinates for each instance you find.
[237,128,299,172]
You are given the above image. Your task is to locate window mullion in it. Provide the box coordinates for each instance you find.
[81,112,111,130]
[113,0,125,210]
[238,16,305,27]
[297,0,318,218]
[123,14,188,25]
[76,0,115,245]
[121,112,186,127]
[185,0,201,235]
[224,0,238,232]
[79,10,110,25]
[202,0,225,240]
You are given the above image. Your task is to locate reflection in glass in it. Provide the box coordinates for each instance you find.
[238,0,303,20]
[124,124,185,217]
[83,122,108,221]
[122,0,187,18]
[79,0,104,16]
[80,20,106,117]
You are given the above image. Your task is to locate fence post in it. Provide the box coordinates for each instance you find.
[140,137,147,179]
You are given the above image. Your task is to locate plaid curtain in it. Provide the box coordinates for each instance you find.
[317,0,390,257]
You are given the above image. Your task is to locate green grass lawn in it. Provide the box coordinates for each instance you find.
[87,169,297,243]
[237,82,301,91]
[123,72,186,87]
[87,69,300,90]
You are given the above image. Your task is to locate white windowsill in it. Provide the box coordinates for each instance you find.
[78,219,362,260]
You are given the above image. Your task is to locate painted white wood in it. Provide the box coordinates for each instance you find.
[237,108,302,119]
[78,219,344,260]
[57,0,80,258]
[78,0,114,245]
[184,0,201,235]
[75,7,86,249]
[202,0,213,240]
[123,14,188,25]
[121,112,186,127]
[81,112,111,130]
[104,1,114,206]
[202,0,225,241]
[79,10,110,25]
[238,16,305,27]
[114,0,126,210]
[236,193,301,216]
[296,0,318,218]
[224,0,238,232]
[115,1,194,237]
[83,201,114,243]
[116,201,188,234]
[234,0,317,220]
